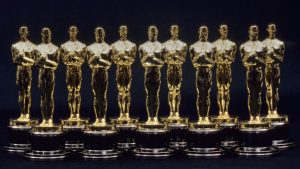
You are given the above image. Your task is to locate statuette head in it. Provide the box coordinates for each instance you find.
[19,26,29,41]
[41,27,52,43]
[95,27,105,43]
[249,25,259,41]
[68,26,78,41]
[198,26,208,41]
[148,25,158,42]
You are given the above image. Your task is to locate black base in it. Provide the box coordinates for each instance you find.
[116,124,137,151]
[186,123,223,158]
[169,141,187,150]
[81,149,121,159]
[269,118,295,149]
[3,143,31,153]
[4,120,37,153]
[219,123,239,150]
[221,140,239,150]
[25,150,67,160]
[82,125,120,159]
[235,147,279,157]
[112,121,138,151]
[261,115,295,149]
[62,125,85,151]
[211,116,239,150]
[185,147,224,158]
[133,148,172,158]
[237,122,278,157]
[273,139,296,149]
[168,123,188,151]
[135,123,171,158]
[25,126,66,160]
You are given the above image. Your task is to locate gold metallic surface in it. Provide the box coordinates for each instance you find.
[34,28,60,127]
[60,26,87,125]
[262,24,285,120]
[11,26,36,124]
[190,26,216,124]
[213,25,237,120]
[87,27,112,126]
[111,25,137,123]
[240,25,267,124]
[163,25,187,121]
[139,25,164,125]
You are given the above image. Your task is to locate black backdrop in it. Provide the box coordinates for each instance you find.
[0,0,300,168]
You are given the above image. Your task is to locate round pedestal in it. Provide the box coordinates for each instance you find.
[3,119,38,153]
[185,123,223,158]
[81,125,120,159]
[168,124,188,150]
[25,126,67,160]
[211,117,239,149]
[61,119,88,151]
[134,123,172,158]
[236,122,279,157]
[263,116,295,149]
[111,117,138,151]
[161,117,188,151]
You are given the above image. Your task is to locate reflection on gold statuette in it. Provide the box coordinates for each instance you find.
[86,27,112,126]
[5,26,38,153]
[163,25,187,123]
[236,25,279,157]
[111,25,138,150]
[25,28,66,160]
[60,26,87,151]
[240,25,267,124]
[35,28,60,127]
[60,26,87,125]
[186,26,224,157]
[139,25,164,125]
[213,25,237,121]
[81,27,121,159]
[212,25,239,149]
[134,25,172,158]
[111,25,137,124]
[11,26,36,124]
[263,24,284,119]
[190,26,216,124]
[262,24,295,149]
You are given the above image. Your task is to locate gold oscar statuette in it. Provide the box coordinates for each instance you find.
[81,27,120,159]
[163,25,188,125]
[186,26,223,157]
[212,24,239,149]
[25,27,66,160]
[139,25,164,125]
[60,26,88,151]
[5,26,38,153]
[161,25,189,150]
[237,25,278,156]
[110,25,138,150]
[262,24,295,149]
[134,25,171,157]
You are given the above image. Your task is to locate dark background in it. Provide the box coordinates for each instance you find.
[0,0,299,168]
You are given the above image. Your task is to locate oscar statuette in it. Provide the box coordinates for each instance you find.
[60,26,88,151]
[81,27,120,159]
[161,25,189,152]
[211,25,239,150]
[134,26,172,158]
[4,26,38,153]
[110,25,139,152]
[236,25,278,156]
[25,28,66,160]
[186,26,223,157]
[261,24,295,149]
